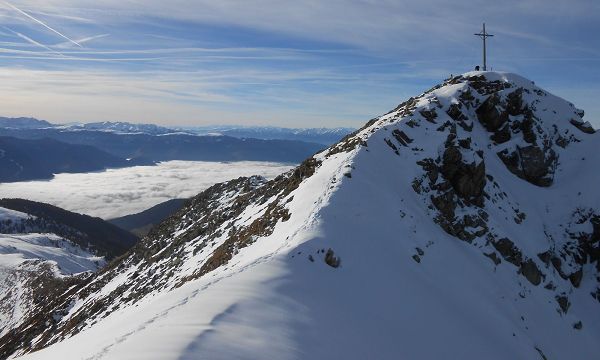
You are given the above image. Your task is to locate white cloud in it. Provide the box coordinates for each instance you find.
[0,160,294,219]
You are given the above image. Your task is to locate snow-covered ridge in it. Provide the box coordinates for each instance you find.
[5,72,599,360]
[0,208,104,337]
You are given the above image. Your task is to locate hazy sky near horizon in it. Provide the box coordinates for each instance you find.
[0,1,598,128]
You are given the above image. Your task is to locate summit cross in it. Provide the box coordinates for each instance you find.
[474,23,494,71]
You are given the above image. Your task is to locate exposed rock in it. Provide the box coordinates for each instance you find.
[519,146,555,186]
[467,75,511,95]
[476,94,508,132]
[537,251,552,265]
[569,268,583,288]
[570,119,596,134]
[447,103,467,122]
[434,213,488,243]
[493,238,522,266]
[419,109,437,123]
[392,129,413,147]
[412,254,421,263]
[431,191,456,219]
[490,124,511,144]
[497,145,556,187]
[324,248,341,268]
[520,259,543,286]
[458,138,471,149]
[484,252,501,265]
[516,113,536,145]
[384,138,398,153]
[556,295,570,313]
[550,256,569,280]
[458,88,476,106]
[440,146,486,205]
[535,346,548,360]
[505,88,525,116]
[573,321,583,330]
[592,215,600,242]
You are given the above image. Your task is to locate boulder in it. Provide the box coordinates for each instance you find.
[476,94,508,131]
[324,248,341,268]
[520,259,543,286]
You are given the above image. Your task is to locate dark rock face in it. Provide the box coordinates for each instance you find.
[520,259,543,286]
[493,238,523,266]
[506,88,525,116]
[518,146,554,185]
[490,124,511,144]
[419,109,438,123]
[431,191,456,219]
[570,119,596,134]
[476,94,508,132]
[497,146,556,187]
[440,146,486,205]
[556,295,570,313]
[475,88,561,187]
[392,129,413,147]
[447,103,468,122]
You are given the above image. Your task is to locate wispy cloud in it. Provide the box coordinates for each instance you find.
[1,0,81,47]
[0,25,62,55]
[0,1,597,128]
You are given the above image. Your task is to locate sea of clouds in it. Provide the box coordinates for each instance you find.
[0,161,293,219]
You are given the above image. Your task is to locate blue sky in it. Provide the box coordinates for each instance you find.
[0,0,598,128]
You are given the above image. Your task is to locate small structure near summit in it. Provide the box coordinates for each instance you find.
[474,23,494,71]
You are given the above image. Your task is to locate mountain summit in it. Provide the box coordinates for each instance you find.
[3,72,599,360]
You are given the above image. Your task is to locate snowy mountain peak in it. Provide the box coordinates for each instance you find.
[3,72,599,360]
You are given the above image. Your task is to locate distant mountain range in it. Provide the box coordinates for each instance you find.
[0,117,52,129]
[0,117,354,145]
[179,125,355,145]
[0,129,323,164]
[0,118,342,182]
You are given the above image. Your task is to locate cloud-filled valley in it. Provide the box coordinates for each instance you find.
[0,160,293,219]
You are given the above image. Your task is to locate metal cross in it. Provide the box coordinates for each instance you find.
[474,23,494,71]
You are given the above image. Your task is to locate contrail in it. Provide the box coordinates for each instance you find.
[55,33,109,48]
[2,1,81,47]
[1,25,63,55]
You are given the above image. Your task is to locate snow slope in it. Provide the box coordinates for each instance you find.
[6,72,600,360]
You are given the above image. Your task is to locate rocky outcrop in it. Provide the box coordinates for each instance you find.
[440,145,486,205]
[476,93,508,132]
[570,118,596,134]
[475,88,562,187]
[498,145,557,187]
